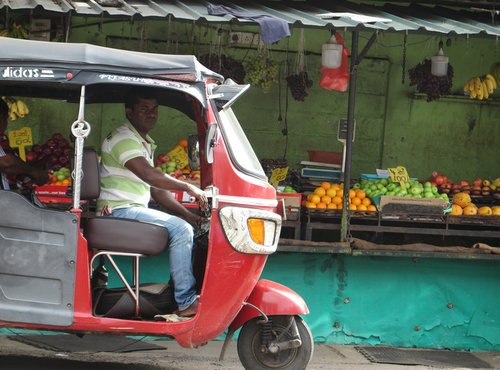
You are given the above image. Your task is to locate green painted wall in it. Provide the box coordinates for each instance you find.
[262,253,500,351]
[11,18,498,181]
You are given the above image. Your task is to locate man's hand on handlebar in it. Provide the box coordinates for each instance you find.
[186,183,209,212]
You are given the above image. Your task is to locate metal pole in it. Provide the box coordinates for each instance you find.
[71,86,91,210]
[340,31,359,242]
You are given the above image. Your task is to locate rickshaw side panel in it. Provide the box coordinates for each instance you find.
[0,190,78,327]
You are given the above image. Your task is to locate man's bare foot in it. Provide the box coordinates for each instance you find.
[175,298,199,317]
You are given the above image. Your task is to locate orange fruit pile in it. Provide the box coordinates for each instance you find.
[303,182,377,213]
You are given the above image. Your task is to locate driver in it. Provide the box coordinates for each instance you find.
[0,99,48,190]
[96,88,207,318]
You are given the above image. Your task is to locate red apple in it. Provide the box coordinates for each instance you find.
[481,186,491,196]
[473,178,482,187]
[26,151,36,162]
[157,153,170,164]
[435,175,446,186]
[471,185,481,195]
[46,139,57,148]
[440,183,451,194]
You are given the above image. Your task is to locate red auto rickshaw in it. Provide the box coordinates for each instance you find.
[0,37,313,369]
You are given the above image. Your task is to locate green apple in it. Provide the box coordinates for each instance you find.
[410,186,422,195]
[396,189,408,196]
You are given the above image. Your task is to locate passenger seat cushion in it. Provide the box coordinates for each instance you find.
[84,217,168,256]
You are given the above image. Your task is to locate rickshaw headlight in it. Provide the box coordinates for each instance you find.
[219,206,282,254]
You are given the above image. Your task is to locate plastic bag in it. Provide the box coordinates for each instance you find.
[319,33,350,92]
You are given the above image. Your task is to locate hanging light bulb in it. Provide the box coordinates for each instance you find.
[431,41,449,77]
[322,33,343,69]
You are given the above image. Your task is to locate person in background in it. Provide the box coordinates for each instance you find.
[0,99,48,190]
[96,88,207,317]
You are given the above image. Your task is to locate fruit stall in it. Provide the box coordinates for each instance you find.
[1,0,500,352]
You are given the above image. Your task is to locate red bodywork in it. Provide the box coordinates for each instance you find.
[0,88,309,349]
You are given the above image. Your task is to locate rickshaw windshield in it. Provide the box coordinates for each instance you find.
[217,108,267,181]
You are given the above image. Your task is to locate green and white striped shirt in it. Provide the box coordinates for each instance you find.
[96,122,157,213]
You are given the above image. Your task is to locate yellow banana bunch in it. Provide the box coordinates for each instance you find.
[463,74,497,100]
[1,96,30,120]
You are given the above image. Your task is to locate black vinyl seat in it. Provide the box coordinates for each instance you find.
[81,148,168,317]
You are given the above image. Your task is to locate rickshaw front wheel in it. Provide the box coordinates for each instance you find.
[237,315,313,370]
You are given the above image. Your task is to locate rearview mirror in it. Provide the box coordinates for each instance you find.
[205,124,217,164]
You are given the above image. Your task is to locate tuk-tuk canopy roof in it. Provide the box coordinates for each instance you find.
[0,38,224,114]
[0,37,223,82]
[0,0,499,38]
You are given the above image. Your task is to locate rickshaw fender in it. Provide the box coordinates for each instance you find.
[229,279,309,331]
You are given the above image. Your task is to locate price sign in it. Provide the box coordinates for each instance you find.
[269,166,289,187]
[8,127,33,161]
[388,166,410,187]
[167,145,189,169]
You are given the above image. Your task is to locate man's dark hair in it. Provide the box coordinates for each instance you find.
[125,88,159,109]
[0,98,8,117]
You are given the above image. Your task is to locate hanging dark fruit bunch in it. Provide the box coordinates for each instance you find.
[408,59,454,102]
[286,72,313,102]
[198,53,246,84]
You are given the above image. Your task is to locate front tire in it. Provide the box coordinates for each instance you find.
[237,315,313,370]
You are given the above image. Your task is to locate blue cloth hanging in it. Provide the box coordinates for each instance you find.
[207,3,291,44]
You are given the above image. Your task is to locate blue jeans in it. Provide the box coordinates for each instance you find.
[110,206,197,311]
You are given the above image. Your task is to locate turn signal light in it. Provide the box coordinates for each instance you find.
[248,218,265,244]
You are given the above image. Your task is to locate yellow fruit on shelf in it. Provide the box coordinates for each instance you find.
[450,204,463,216]
[452,192,471,208]
[462,204,478,216]
[314,187,326,197]
[320,181,331,190]
[478,206,492,216]
[326,188,337,198]
[357,204,367,211]
[310,194,321,204]
[321,195,331,204]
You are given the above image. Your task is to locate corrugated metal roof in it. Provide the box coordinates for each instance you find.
[0,0,499,37]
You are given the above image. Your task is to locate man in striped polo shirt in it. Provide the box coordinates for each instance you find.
[97,88,207,317]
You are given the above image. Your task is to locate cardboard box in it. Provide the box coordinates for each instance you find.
[277,193,302,208]
[277,193,302,221]
[379,196,446,215]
